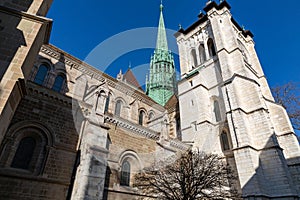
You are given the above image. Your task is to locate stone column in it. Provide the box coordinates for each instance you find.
[71,117,110,200]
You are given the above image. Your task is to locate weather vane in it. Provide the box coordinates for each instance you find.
[160,0,164,11]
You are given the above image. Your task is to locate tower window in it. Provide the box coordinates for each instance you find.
[115,100,122,117]
[191,100,194,106]
[198,44,206,64]
[208,38,216,57]
[191,49,198,68]
[34,64,49,85]
[52,75,65,92]
[139,110,145,126]
[11,137,36,170]
[120,161,130,186]
[214,100,221,122]
[220,131,230,151]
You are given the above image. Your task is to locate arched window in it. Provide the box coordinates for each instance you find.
[207,39,216,57]
[11,137,36,170]
[214,100,221,122]
[52,75,65,92]
[148,112,154,120]
[0,123,53,175]
[95,90,105,111]
[115,100,122,117]
[120,161,130,186]
[191,49,198,68]
[198,44,206,64]
[34,64,49,85]
[104,92,111,113]
[139,110,145,126]
[220,131,230,151]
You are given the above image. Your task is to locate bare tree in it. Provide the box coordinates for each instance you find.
[134,150,240,200]
[272,82,300,130]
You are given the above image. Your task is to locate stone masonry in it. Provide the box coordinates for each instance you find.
[175,1,300,199]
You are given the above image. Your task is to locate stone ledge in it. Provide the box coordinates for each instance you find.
[104,114,160,141]
[0,169,70,186]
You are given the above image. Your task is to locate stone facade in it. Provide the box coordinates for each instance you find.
[0,80,78,199]
[0,1,299,200]
[28,44,186,200]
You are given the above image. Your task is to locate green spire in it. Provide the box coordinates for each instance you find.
[146,2,177,106]
[156,1,168,51]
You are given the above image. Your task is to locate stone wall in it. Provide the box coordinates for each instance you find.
[0,81,78,199]
[0,0,52,145]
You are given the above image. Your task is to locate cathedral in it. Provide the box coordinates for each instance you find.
[0,0,299,199]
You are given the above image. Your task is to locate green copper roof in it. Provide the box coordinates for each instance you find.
[146,3,177,106]
[156,2,168,51]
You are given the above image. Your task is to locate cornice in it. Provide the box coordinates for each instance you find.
[104,114,189,151]
[169,139,190,151]
[104,114,160,141]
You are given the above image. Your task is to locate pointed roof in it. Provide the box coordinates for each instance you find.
[123,68,142,90]
[156,2,168,51]
[164,94,178,112]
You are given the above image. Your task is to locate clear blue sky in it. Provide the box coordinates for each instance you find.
[47,0,300,88]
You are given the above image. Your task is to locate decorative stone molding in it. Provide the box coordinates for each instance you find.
[169,139,190,151]
[26,81,72,106]
[104,114,160,141]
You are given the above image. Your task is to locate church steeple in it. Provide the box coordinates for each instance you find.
[146,2,177,106]
[156,2,168,51]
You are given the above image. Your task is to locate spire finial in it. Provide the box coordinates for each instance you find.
[160,0,163,11]
[178,24,182,30]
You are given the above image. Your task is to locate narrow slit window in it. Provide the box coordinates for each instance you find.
[214,100,221,122]
[191,49,198,68]
[221,131,230,151]
[104,93,111,113]
[139,110,145,126]
[115,100,122,117]
[199,44,206,64]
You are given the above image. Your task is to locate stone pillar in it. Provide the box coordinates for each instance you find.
[71,118,110,200]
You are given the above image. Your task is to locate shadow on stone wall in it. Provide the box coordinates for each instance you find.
[0,79,82,199]
[0,1,34,81]
[103,166,112,200]
[1,0,34,13]
[241,134,300,199]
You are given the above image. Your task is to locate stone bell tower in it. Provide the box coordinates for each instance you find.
[175,1,300,199]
